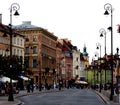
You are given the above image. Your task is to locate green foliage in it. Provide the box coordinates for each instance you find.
[85,69,111,85]
[0,55,23,79]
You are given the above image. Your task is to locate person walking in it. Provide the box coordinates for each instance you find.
[31,84,34,92]
[27,83,30,93]
[59,79,62,90]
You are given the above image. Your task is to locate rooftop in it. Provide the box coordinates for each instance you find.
[13,21,40,29]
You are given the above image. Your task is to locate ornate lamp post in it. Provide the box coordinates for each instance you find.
[91,57,96,89]
[8,3,20,101]
[104,3,114,100]
[99,28,107,90]
[116,48,120,102]
[96,43,102,92]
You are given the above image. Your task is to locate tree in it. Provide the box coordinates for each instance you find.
[0,55,24,79]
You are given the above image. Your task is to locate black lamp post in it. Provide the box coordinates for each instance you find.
[8,3,20,101]
[96,43,102,92]
[104,3,114,100]
[39,61,42,91]
[116,48,120,96]
[91,57,96,89]
[99,28,107,90]
[95,53,99,84]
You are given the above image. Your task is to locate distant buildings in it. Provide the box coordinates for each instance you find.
[89,53,120,86]
[0,18,89,88]
[0,14,24,58]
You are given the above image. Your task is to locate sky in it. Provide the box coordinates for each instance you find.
[1,0,120,62]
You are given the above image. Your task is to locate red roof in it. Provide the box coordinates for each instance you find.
[0,23,6,30]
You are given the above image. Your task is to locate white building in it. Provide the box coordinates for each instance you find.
[72,46,81,79]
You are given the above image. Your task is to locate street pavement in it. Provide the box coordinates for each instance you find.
[20,88,106,105]
[0,89,60,105]
[0,88,120,105]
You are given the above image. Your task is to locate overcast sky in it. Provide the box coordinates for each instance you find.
[1,0,120,62]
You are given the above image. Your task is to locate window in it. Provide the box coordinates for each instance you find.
[33,59,37,68]
[13,37,16,44]
[33,35,37,41]
[14,49,16,55]
[25,36,29,42]
[25,47,29,53]
[20,50,22,56]
[17,49,19,56]
[17,38,19,45]
[61,61,65,67]
[20,39,23,46]
[25,57,29,68]
[75,65,79,69]
[33,46,37,54]
[76,57,79,61]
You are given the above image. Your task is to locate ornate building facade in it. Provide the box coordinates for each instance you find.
[15,21,57,86]
[56,39,73,87]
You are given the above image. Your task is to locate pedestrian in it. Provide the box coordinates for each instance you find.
[27,84,30,93]
[45,83,48,90]
[31,84,34,92]
[53,82,56,89]
[59,79,62,90]
[1,83,5,95]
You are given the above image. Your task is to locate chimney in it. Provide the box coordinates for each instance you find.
[22,21,31,25]
[0,14,2,23]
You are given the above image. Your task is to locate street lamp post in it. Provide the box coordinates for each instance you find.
[92,58,96,89]
[99,28,107,90]
[96,43,102,92]
[116,48,119,91]
[8,3,20,101]
[93,60,96,88]
[116,48,120,103]
[104,3,114,100]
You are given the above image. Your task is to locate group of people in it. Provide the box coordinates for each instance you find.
[0,81,9,95]
[0,81,20,96]
[26,80,39,93]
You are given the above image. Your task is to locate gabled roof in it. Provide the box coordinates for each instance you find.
[56,41,62,48]
[0,23,6,29]
[0,23,25,37]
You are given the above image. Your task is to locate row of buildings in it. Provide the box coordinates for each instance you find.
[91,54,120,85]
[0,14,89,88]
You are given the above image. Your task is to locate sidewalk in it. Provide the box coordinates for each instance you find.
[95,90,120,105]
[0,89,59,105]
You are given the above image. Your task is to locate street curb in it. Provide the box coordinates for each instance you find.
[15,90,60,98]
[13,100,22,105]
[95,90,110,105]
[14,89,61,105]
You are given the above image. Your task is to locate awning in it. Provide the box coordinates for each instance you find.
[75,81,88,84]
[0,76,18,83]
[18,76,30,81]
